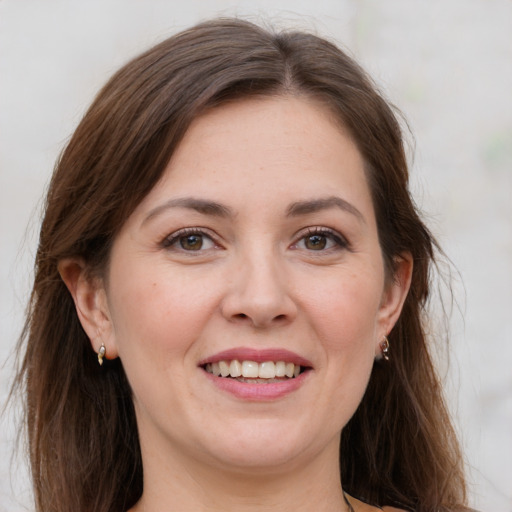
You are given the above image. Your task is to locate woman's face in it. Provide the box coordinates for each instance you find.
[99,96,409,474]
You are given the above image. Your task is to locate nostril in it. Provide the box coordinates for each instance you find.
[233,312,287,323]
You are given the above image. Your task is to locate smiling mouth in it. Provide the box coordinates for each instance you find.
[203,360,309,382]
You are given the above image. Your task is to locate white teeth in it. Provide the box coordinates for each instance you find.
[219,360,230,377]
[242,360,259,378]
[275,361,286,377]
[236,377,283,384]
[229,360,242,377]
[211,362,220,376]
[205,359,304,380]
[258,361,275,378]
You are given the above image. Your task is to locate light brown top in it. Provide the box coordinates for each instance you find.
[348,495,408,512]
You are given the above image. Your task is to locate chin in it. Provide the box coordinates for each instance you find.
[209,445,307,474]
[194,418,335,472]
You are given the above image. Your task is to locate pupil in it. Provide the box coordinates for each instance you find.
[181,234,202,250]
[306,234,326,250]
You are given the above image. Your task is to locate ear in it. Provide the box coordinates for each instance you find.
[375,253,413,356]
[58,258,119,361]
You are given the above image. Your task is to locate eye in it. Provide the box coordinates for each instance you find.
[163,228,217,252]
[294,228,349,251]
[303,233,330,250]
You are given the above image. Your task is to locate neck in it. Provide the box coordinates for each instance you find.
[131,435,350,512]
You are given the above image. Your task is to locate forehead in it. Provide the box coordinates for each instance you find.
[130,95,374,221]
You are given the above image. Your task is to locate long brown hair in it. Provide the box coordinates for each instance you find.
[13,18,469,512]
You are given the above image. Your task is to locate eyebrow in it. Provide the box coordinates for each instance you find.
[286,196,365,223]
[142,197,233,224]
[142,195,364,225]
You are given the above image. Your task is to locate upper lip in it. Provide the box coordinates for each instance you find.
[198,347,313,368]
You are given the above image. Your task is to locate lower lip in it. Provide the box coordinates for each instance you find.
[202,370,310,401]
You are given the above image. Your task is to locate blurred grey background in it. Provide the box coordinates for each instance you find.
[1,1,511,510]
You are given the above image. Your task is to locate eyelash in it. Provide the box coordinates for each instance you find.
[162,226,349,253]
[292,227,350,252]
[162,228,219,252]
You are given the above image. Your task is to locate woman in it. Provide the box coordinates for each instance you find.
[13,18,471,512]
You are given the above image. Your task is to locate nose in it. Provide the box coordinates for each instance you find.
[220,250,297,329]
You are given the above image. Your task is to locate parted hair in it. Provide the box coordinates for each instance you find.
[13,18,469,512]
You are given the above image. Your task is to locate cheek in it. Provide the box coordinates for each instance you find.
[306,267,383,352]
[105,263,223,418]
[304,270,382,426]
[107,262,219,361]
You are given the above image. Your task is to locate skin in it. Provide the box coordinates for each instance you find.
[61,96,412,512]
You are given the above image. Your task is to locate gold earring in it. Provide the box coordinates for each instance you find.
[380,336,390,361]
[97,343,106,366]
